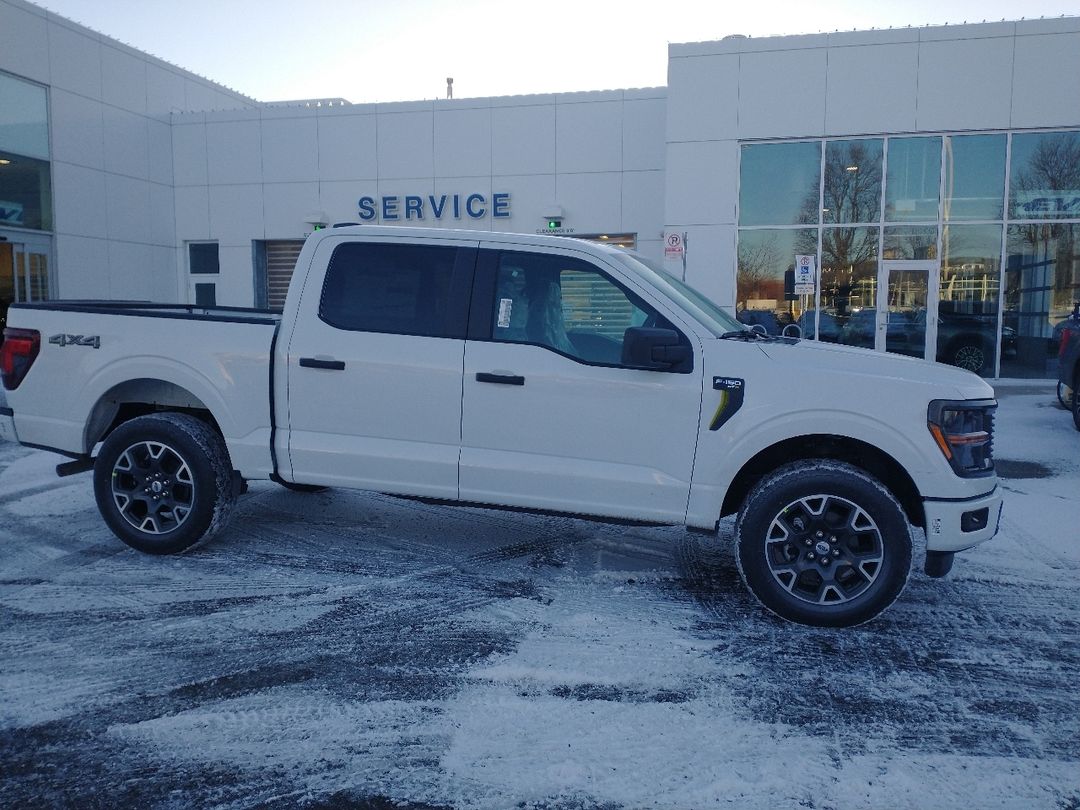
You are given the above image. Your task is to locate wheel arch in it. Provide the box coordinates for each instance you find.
[719,434,924,528]
[84,378,222,451]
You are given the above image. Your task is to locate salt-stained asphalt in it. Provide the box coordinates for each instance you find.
[0,383,1077,809]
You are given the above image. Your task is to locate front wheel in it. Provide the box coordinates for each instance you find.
[93,413,236,554]
[735,460,912,627]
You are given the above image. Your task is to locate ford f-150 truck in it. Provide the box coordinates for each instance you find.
[0,226,1002,626]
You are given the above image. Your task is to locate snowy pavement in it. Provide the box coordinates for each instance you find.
[0,384,1077,809]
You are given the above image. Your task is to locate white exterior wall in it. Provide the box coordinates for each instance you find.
[171,88,667,306]
[0,0,255,302]
[664,18,1080,309]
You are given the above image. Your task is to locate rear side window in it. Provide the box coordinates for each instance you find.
[319,242,460,338]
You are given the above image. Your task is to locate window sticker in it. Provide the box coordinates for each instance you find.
[497,298,513,328]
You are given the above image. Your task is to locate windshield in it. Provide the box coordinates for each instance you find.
[614,250,743,336]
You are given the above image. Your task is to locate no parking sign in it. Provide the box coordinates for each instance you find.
[794,254,816,295]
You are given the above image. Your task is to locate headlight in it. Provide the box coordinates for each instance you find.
[927,399,996,478]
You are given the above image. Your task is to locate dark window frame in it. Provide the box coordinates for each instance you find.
[317,241,476,340]
[188,242,220,275]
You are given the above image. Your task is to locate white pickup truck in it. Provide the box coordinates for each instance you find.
[0,226,1001,626]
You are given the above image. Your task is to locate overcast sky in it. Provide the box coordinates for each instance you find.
[32,0,1080,104]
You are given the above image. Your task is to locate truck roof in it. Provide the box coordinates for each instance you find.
[304,224,629,258]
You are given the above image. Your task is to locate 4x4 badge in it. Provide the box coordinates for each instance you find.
[49,334,101,349]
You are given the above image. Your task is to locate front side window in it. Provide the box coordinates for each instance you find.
[320,242,459,338]
[491,251,673,366]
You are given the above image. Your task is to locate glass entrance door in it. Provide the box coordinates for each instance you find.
[876,260,939,361]
[0,232,52,304]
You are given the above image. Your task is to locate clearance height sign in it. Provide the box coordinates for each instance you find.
[358,193,510,222]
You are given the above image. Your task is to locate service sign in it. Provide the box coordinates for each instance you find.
[358,193,510,222]
[794,254,816,295]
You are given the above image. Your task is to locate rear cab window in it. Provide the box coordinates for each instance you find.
[319,241,473,339]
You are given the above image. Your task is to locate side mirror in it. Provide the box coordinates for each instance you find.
[622,327,692,372]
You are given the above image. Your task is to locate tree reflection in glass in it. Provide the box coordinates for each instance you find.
[822,140,883,224]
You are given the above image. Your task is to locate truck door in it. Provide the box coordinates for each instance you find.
[284,236,476,497]
[459,246,703,523]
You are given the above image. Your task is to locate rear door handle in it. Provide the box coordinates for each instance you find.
[476,372,525,386]
[299,357,346,371]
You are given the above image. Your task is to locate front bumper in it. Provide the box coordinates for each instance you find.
[923,485,1003,552]
[0,406,17,443]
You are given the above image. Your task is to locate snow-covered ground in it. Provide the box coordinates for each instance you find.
[0,383,1077,809]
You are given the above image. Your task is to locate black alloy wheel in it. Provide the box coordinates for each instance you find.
[93,413,236,554]
[735,460,912,627]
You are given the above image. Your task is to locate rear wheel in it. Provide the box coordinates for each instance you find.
[93,413,236,554]
[735,460,912,627]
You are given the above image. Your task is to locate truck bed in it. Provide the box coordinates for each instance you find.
[4,301,280,478]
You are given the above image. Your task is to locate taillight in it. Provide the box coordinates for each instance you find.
[1060,328,1073,359]
[927,399,996,478]
[0,328,40,390]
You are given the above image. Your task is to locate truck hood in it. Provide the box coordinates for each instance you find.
[752,338,995,401]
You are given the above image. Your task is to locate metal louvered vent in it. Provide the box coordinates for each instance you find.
[265,240,305,311]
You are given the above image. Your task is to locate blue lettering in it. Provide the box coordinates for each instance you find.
[382,196,399,221]
[358,196,377,221]
[492,193,510,218]
[429,194,448,218]
[405,195,424,220]
[452,194,461,219]
[465,194,486,218]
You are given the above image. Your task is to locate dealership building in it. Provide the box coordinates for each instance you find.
[1,0,1078,378]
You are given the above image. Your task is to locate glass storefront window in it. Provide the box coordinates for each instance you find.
[939,224,1003,376]
[1004,223,1080,378]
[884,226,938,260]
[823,139,882,224]
[736,228,816,334]
[944,134,1006,221]
[0,149,52,231]
[885,137,941,222]
[1008,131,1080,221]
[819,227,879,346]
[739,142,821,226]
[0,73,48,161]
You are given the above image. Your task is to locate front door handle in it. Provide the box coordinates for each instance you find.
[299,357,346,371]
[476,372,525,386]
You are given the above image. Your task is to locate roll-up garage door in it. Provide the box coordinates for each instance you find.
[265,240,305,310]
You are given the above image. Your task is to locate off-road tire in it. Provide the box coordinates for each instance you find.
[93,413,236,554]
[735,460,912,627]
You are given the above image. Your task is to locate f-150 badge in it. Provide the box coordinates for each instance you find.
[709,376,744,431]
[49,334,101,349]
